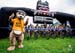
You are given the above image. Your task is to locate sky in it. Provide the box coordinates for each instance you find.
[0,0,75,25]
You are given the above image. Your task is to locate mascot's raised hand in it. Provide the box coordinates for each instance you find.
[7,10,28,51]
[9,13,15,20]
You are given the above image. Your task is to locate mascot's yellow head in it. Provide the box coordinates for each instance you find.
[16,10,26,19]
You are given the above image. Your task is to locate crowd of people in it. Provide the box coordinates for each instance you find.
[25,23,72,40]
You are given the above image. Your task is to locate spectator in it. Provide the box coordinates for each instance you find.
[66,25,72,38]
[34,24,39,40]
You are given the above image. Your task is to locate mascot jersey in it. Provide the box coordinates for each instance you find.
[11,18,25,32]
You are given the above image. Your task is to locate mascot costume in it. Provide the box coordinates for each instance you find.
[7,10,29,51]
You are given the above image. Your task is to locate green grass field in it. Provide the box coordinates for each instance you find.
[0,37,75,53]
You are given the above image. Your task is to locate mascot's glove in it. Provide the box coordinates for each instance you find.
[9,13,15,21]
[27,18,29,21]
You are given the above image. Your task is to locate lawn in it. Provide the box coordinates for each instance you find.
[0,37,75,53]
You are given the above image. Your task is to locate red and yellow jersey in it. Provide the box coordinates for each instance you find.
[11,18,26,32]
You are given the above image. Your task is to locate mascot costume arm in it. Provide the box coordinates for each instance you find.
[9,13,15,22]
[24,18,29,26]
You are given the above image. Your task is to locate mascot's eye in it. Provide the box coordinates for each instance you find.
[21,13,23,15]
[22,14,24,16]
[18,12,21,14]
